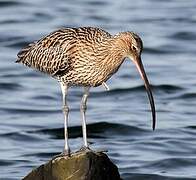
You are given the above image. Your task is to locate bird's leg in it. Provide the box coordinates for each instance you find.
[60,82,70,156]
[80,87,90,150]
[102,82,110,91]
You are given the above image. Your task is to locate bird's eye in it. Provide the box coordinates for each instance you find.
[132,45,137,51]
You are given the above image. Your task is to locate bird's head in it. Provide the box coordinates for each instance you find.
[116,32,156,130]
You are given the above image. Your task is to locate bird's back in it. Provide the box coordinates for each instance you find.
[16,27,111,78]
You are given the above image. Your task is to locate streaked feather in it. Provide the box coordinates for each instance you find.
[16,27,140,86]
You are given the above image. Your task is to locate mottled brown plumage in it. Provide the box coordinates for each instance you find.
[16,27,156,155]
[16,27,141,87]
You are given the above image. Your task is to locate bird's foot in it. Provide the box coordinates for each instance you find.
[102,82,110,91]
[62,148,71,156]
[77,146,108,154]
[52,148,71,160]
[95,148,108,153]
[75,146,91,153]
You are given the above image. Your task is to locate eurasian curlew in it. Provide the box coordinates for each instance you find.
[16,27,156,155]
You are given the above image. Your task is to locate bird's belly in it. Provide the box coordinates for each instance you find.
[59,68,110,87]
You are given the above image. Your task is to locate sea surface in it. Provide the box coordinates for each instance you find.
[0,0,196,179]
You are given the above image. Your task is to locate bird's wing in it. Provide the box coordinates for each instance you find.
[16,27,111,77]
[16,28,78,76]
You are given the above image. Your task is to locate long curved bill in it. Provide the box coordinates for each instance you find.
[132,56,156,130]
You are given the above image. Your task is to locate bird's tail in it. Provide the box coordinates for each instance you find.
[16,43,35,67]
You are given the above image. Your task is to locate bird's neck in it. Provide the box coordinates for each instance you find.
[97,36,127,65]
[94,37,127,81]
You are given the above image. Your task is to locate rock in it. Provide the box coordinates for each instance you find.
[23,149,121,180]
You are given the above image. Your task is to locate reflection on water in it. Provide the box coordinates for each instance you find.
[1,0,196,179]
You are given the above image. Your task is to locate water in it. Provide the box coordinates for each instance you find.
[0,0,196,179]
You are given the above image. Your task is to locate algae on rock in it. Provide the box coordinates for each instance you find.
[23,150,121,180]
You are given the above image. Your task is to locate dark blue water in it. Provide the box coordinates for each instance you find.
[1,0,196,179]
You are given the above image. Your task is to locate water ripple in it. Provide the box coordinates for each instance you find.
[0,0,24,7]
[91,84,183,98]
[171,31,196,41]
[1,0,196,179]
[29,122,147,139]
[0,82,22,91]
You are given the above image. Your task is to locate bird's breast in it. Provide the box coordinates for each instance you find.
[60,43,125,87]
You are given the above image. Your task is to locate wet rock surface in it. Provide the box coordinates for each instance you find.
[23,149,121,180]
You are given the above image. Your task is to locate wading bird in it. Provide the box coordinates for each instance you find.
[16,27,156,155]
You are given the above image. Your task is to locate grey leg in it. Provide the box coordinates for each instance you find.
[60,82,70,155]
[80,87,90,148]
